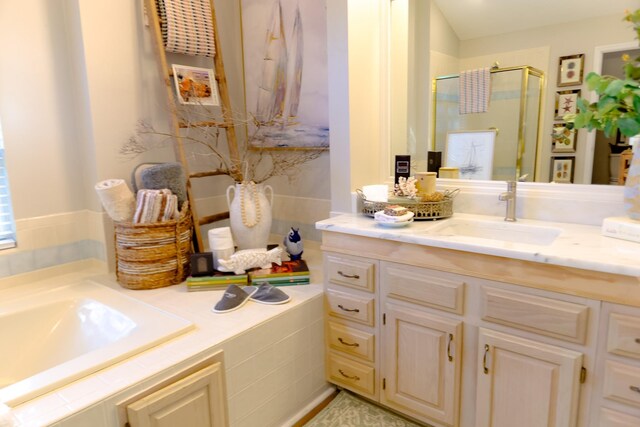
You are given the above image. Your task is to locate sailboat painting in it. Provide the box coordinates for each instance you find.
[241,0,329,149]
[445,130,497,180]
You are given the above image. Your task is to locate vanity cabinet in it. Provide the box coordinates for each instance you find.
[476,328,583,427]
[593,303,640,426]
[320,231,610,427]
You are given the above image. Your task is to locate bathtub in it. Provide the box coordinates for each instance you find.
[0,279,194,406]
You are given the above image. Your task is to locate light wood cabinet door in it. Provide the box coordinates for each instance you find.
[476,328,583,427]
[127,363,227,427]
[381,302,462,426]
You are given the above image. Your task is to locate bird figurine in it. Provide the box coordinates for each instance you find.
[283,227,304,260]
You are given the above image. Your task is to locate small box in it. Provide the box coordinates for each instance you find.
[601,217,640,244]
[427,151,442,175]
[395,155,411,185]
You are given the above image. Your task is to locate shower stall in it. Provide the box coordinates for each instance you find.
[432,66,544,181]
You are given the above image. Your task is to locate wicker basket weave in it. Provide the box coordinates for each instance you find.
[114,202,192,290]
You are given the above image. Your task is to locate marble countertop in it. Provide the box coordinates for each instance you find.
[316,213,640,278]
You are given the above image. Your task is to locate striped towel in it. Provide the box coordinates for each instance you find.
[459,68,491,114]
[160,0,216,58]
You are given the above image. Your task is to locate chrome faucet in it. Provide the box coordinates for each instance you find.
[498,181,517,222]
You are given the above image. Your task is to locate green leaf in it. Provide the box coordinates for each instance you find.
[573,111,592,129]
[604,79,625,96]
[585,72,602,90]
[618,117,640,137]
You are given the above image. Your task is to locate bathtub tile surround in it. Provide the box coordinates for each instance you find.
[5,244,328,427]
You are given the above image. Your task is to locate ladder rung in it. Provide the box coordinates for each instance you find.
[178,120,231,129]
[189,170,227,179]
[199,211,230,226]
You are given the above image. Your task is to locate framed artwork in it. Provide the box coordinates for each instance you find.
[554,89,581,120]
[550,156,575,183]
[557,54,584,87]
[445,130,497,180]
[551,123,576,153]
[241,0,329,149]
[171,64,219,106]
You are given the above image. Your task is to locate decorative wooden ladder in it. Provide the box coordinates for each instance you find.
[144,0,240,252]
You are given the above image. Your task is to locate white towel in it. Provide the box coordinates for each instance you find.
[94,179,136,222]
[0,402,19,427]
[374,210,414,223]
[459,68,491,114]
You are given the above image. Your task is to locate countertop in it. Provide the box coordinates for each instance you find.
[316,213,640,278]
[4,244,325,427]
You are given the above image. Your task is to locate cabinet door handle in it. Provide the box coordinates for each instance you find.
[447,333,454,362]
[630,385,640,394]
[338,369,360,381]
[338,337,360,347]
[483,344,490,374]
[337,304,360,313]
[338,271,360,279]
[635,338,640,344]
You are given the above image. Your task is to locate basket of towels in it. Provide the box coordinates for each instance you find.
[95,164,193,290]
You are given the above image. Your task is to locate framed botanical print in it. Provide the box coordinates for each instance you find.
[550,156,575,183]
[557,54,584,87]
[551,123,576,153]
[554,89,581,120]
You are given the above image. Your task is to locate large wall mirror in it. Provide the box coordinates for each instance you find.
[389,0,639,185]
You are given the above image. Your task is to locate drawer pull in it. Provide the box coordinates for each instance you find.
[338,304,360,313]
[447,333,454,362]
[631,385,640,394]
[338,271,360,279]
[483,344,490,374]
[338,369,360,381]
[635,338,640,344]
[338,337,360,347]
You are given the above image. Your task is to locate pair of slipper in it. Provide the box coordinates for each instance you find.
[212,283,291,313]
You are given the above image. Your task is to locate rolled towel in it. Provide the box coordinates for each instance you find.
[95,179,136,222]
[140,162,187,204]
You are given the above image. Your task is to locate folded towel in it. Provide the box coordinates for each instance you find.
[374,210,414,223]
[140,162,188,205]
[94,179,136,222]
[133,189,179,224]
[162,0,216,58]
[459,68,491,114]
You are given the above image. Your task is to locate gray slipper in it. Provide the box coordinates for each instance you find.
[244,283,291,305]
[212,284,257,313]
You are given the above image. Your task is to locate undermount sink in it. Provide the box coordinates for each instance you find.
[0,280,194,406]
[427,217,562,246]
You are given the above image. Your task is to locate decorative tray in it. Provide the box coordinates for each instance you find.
[356,189,459,221]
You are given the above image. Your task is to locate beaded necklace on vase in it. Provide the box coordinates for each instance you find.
[240,181,261,228]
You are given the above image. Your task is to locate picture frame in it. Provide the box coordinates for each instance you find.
[241,0,329,149]
[557,54,584,87]
[445,130,497,180]
[551,123,576,153]
[172,64,220,106]
[550,156,575,183]
[554,89,581,120]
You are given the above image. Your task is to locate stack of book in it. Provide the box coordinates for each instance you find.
[248,259,310,286]
[186,271,248,292]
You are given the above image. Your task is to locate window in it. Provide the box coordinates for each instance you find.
[0,120,16,249]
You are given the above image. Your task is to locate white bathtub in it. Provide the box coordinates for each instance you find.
[0,279,194,406]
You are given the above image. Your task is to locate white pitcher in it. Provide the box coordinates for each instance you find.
[226,182,273,250]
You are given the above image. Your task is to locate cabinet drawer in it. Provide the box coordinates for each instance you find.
[326,289,375,326]
[600,407,640,427]
[608,312,640,359]
[382,263,464,314]
[480,287,589,344]
[326,254,375,292]
[327,321,375,362]
[327,351,375,396]
[603,360,640,408]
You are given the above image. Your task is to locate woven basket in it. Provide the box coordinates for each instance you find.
[114,202,192,290]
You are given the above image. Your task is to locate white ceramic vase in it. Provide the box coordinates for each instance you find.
[226,182,273,250]
[624,136,640,220]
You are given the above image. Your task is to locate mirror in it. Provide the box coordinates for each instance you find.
[389,0,639,184]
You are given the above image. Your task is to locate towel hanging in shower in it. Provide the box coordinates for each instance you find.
[459,68,491,114]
